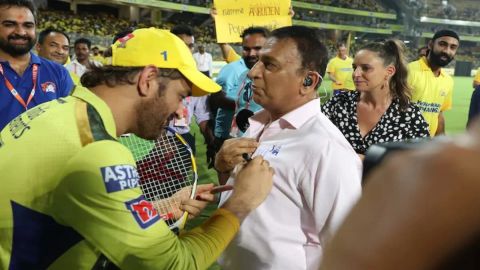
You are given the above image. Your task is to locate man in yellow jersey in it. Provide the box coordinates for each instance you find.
[408,29,460,136]
[91,46,105,64]
[0,28,274,269]
[326,42,355,95]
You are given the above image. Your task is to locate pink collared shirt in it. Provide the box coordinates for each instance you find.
[219,98,362,270]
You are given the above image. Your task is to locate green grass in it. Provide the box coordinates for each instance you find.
[186,76,474,269]
[444,76,472,134]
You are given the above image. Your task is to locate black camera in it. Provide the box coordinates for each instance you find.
[363,139,429,184]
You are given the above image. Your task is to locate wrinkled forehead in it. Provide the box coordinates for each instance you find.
[45,32,69,45]
[259,37,302,67]
[260,37,297,55]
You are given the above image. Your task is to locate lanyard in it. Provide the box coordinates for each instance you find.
[0,63,38,110]
[234,73,252,111]
[230,74,252,135]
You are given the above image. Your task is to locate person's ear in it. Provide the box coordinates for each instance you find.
[386,65,396,78]
[300,71,322,95]
[137,65,158,97]
[428,40,434,50]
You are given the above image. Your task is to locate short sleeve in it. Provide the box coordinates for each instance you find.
[326,59,334,74]
[216,62,241,95]
[192,96,210,124]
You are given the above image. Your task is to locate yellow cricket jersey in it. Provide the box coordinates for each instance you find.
[326,56,355,90]
[0,86,239,269]
[92,55,106,65]
[69,71,81,86]
[474,69,480,84]
[408,56,453,136]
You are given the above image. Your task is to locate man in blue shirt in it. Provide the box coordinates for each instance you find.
[210,27,269,148]
[208,27,269,183]
[0,0,74,130]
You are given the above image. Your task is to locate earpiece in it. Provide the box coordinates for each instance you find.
[303,76,313,87]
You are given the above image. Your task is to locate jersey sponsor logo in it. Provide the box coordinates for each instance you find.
[416,101,441,113]
[8,116,31,139]
[41,82,56,93]
[100,165,140,193]
[125,195,160,229]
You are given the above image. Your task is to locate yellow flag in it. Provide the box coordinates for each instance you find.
[214,0,292,43]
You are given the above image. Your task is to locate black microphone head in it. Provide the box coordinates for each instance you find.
[236,109,254,132]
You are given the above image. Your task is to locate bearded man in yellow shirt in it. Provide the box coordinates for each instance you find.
[408,30,460,136]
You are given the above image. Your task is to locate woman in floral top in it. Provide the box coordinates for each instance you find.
[322,39,429,156]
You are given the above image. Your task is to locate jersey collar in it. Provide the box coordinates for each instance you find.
[72,86,117,138]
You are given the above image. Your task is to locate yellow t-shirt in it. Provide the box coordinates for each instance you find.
[326,56,355,90]
[69,71,81,86]
[92,55,106,65]
[474,69,480,85]
[408,57,453,136]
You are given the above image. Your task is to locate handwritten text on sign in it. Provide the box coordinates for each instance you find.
[214,0,292,43]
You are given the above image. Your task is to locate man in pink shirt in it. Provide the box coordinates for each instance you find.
[215,26,362,270]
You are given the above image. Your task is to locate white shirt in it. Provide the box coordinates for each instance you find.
[168,96,210,134]
[219,99,362,270]
[192,52,212,75]
[65,59,102,78]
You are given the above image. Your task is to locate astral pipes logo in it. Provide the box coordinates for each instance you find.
[100,165,139,193]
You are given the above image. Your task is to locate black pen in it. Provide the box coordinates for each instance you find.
[242,153,252,162]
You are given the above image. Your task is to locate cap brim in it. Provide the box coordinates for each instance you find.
[178,66,221,96]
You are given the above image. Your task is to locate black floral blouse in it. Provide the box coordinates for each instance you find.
[321,91,430,154]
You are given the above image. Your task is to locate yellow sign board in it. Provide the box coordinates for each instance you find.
[214,0,292,43]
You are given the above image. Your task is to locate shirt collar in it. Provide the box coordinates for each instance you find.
[419,56,446,76]
[30,52,41,64]
[249,98,321,131]
[72,86,117,138]
[0,52,41,65]
[71,59,83,66]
